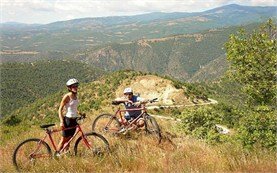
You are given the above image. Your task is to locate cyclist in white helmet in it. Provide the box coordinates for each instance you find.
[57,78,80,155]
[114,87,148,129]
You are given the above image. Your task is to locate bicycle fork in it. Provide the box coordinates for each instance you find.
[29,135,48,159]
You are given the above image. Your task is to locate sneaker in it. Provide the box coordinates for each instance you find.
[118,127,126,134]
[54,152,61,158]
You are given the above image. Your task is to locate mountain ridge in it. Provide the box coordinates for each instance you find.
[1,4,275,52]
[1,4,275,27]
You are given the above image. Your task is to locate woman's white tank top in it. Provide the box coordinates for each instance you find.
[65,98,79,118]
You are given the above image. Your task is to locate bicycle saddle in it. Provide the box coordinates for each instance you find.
[40,124,55,129]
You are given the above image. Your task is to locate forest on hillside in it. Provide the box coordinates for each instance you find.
[0,60,104,117]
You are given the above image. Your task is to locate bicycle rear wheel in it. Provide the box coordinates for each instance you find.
[74,132,110,158]
[144,114,162,143]
[92,113,121,135]
[13,138,52,171]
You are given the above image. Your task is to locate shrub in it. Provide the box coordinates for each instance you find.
[178,106,225,143]
[2,115,21,126]
[236,106,276,150]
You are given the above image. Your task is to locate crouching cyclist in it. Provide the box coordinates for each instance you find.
[113,87,149,131]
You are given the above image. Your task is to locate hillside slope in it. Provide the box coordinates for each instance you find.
[189,55,228,82]
[1,71,276,173]
[1,71,199,128]
[75,24,257,81]
[0,60,104,117]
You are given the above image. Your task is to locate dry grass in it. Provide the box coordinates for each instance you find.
[1,119,276,173]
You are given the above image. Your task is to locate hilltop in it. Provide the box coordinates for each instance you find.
[114,75,191,105]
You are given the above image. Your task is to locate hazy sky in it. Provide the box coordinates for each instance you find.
[1,0,276,24]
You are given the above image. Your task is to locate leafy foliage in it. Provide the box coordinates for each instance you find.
[178,105,238,144]
[177,21,277,150]
[225,19,277,106]
[237,106,276,150]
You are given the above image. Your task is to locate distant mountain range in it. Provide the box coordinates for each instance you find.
[0,4,276,81]
[1,4,275,52]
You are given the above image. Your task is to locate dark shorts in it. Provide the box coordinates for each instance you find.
[62,116,78,137]
[124,112,141,121]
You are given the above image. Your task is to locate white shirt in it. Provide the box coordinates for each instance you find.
[65,98,79,118]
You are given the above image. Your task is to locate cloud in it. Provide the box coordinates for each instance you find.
[27,0,54,12]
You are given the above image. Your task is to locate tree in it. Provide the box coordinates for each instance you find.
[225,19,277,106]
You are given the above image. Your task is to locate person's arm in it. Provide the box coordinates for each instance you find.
[134,97,149,106]
[114,97,134,104]
[58,94,70,127]
[139,98,149,104]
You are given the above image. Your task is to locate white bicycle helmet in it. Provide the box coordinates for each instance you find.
[123,87,133,94]
[66,78,79,86]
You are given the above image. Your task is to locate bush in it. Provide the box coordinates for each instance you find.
[2,115,21,126]
[237,106,276,150]
[178,106,225,143]
[214,103,244,128]
[178,104,276,150]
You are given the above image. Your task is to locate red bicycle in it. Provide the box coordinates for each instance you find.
[92,98,162,143]
[13,115,110,171]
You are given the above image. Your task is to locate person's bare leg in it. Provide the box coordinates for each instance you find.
[57,136,71,152]
[137,118,145,128]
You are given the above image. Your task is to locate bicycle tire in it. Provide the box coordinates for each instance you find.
[92,113,121,134]
[13,138,52,171]
[74,132,110,157]
[144,114,162,143]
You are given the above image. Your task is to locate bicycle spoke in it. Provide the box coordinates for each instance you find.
[13,138,51,171]
[92,114,121,134]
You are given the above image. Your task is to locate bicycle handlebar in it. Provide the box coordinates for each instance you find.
[77,113,86,120]
[112,98,158,105]
[149,98,158,103]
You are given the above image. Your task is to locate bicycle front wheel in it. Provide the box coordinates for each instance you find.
[13,138,52,171]
[92,113,121,134]
[145,114,162,143]
[74,132,110,158]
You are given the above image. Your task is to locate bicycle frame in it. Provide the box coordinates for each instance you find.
[112,104,148,130]
[31,124,90,158]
